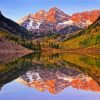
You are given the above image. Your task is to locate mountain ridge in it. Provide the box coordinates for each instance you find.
[17,8,100,35]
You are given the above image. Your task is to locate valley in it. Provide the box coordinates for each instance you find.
[0,8,100,54]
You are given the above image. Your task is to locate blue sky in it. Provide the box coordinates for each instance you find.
[0,0,100,21]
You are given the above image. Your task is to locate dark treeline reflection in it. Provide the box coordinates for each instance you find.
[0,52,100,93]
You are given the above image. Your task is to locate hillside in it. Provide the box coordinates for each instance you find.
[63,17,100,50]
[0,11,34,52]
[0,11,31,39]
[0,38,32,54]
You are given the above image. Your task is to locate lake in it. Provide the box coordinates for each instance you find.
[0,52,100,100]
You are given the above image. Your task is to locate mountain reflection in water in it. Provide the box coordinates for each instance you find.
[0,52,100,94]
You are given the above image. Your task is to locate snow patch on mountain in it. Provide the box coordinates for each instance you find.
[56,20,74,31]
[61,20,73,25]
[27,20,41,30]
[17,8,100,34]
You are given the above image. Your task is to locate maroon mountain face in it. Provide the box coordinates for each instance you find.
[31,10,46,21]
[45,7,70,23]
[17,8,100,34]
[17,7,71,34]
[71,10,100,28]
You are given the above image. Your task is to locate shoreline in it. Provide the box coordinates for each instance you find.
[0,49,33,64]
[41,47,100,55]
[0,47,100,56]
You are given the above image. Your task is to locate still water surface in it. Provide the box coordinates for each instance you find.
[0,53,100,100]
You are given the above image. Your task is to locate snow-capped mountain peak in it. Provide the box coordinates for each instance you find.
[17,8,100,34]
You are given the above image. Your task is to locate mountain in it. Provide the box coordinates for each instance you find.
[17,7,71,34]
[0,9,100,52]
[17,8,100,35]
[37,16,100,52]
[58,25,80,34]
[71,10,100,28]
[45,7,70,23]
[0,11,33,52]
[64,16,100,50]
[0,11,31,39]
